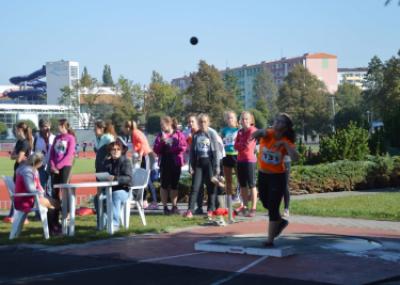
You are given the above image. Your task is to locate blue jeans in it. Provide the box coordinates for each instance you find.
[112,190,129,229]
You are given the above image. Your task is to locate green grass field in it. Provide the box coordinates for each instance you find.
[0,157,95,177]
[289,193,400,221]
[0,213,205,245]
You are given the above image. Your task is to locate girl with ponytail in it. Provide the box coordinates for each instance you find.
[7,122,34,220]
[48,118,76,235]
[252,113,299,247]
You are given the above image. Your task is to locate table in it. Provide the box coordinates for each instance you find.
[53,181,118,236]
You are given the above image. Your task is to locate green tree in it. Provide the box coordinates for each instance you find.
[253,69,278,116]
[59,86,81,127]
[80,66,94,88]
[363,51,400,147]
[223,72,243,111]
[363,56,385,117]
[102,64,114,86]
[0,122,7,137]
[108,76,138,133]
[17,119,37,132]
[185,60,240,128]
[146,71,179,115]
[335,83,363,111]
[334,107,368,130]
[277,65,331,139]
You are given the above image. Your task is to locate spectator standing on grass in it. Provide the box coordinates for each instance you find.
[185,114,205,215]
[6,121,33,222]
[32,119,55,220]
[153,116,187,215]
[183,114,222,218]
[102,137,133,231]
[123,120,153,208]
[49,119,76,235]
[220,110,240,206]
[252,113,299,247]
[234,111,258,217]
[93,120,116,228]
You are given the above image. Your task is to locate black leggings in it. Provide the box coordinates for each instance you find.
[189,160,216,212]
[49,166,72,229]
[258,172,286,221]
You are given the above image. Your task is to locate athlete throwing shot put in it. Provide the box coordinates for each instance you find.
[253,113,299,247]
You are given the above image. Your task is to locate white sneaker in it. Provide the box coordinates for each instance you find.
[283,209,290,218]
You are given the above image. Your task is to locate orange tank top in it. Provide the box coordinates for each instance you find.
[257,129,295,173]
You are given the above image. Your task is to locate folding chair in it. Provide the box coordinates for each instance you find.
[2,176,49,240]
[121,168,150,228]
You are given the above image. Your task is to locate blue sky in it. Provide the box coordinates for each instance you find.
[0,0,399,86]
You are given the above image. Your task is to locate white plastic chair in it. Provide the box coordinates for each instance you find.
[121,168,150,228]
[2,176,50,240]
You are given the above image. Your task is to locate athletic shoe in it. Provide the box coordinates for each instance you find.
[148,202,158,210]
[283,209,290,218]
[234,206,246,216]
[194,208,204,215]
[216,217,227,227]
[171,206,180,215]
[143,200,149,209]
[275,219,289,238]
[183,210,193,218]
[3,216,13,223]
[245,209,256,218]
[163,206,170,215]
[263,241,274,247]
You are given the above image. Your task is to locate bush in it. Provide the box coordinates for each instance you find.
[289,155,400,194]
[146,112,165,134]
[319,122,369,162]
[249,109,267,129]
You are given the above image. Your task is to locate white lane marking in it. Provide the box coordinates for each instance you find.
[0,262,137,284]
[139,252,208,263]
[210,256,269,285]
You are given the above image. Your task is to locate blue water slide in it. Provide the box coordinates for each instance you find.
[7,66,47,100]
[6,88,46,99]
[9,66,46,85]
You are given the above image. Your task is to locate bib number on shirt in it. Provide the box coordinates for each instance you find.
[261,146,281,165]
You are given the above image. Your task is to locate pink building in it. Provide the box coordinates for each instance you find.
[172,52,338,108]
[263,53,338,93]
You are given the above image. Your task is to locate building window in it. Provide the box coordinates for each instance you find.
[70,66,79,78]
[322,59,329,69]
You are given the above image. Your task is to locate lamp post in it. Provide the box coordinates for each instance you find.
[330,95,336,132]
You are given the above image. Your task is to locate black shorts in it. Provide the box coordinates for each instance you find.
[160,156,181,190]
[257,172,286,221]
[237,162,256,188]
[222,155,237,168]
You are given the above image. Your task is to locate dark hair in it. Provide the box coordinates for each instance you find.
[107,139,128,155]
[95,120,116,138]
[39,118,50,128]
[279,113,296,143]
[105,121,117,137]
[124,120,138,131]
[16,121,33,149]
[59,119,76,137]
